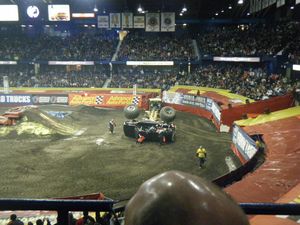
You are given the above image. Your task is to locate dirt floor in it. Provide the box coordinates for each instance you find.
[0,105,240,200]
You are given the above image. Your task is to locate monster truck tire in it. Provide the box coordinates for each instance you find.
[160,106,176,122]
[124,104,140,120]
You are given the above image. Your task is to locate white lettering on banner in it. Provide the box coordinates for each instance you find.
[56,96,68,103]
[0,95,5,103]
[39,96,50,103]
[126,61,174,66]
[213,57,260,62]
[4,95,31,103]
[206,98,212,110]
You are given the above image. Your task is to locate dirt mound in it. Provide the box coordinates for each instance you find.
[0,108,77,137]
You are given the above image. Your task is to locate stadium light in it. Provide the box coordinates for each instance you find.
[137,5,143,12]
[238,0,244,5]
[221,10,224,13]
[290,6,294,9]
[215,12,219,16]
[179,12,183,16]
[247,12,250,16]
[93,7,98,12]
[228,5,232,9]
[182,6,187,12]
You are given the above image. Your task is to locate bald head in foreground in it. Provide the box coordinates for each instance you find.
[125,171,249,225]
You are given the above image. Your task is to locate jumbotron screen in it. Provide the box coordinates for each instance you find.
[48,4,70,21]
[0,5,19,21]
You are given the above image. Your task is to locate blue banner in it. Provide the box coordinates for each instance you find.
[232,125,257,160]
[0,94,32,105]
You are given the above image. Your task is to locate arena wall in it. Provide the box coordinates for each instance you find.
[221,93,295,129]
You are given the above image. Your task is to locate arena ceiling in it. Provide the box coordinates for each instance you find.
[2,0,251,19]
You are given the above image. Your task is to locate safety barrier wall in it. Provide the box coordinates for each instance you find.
[221,93,295,129]
[163,91,221,130]
[0,92,157,109]
[213,149,261,187]
[231,124,258,163]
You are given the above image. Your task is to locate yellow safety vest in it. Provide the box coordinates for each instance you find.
[196,148,206,158]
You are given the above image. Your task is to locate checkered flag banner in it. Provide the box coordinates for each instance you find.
[132,96,140,105]
[96,96,104,105]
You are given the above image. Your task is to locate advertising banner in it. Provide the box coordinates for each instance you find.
[162,91,183,104]
[126,61,174,66]
[161,12,175,32]
[182,94,206,108]
[0,94,32,105]
[31,95,68,105]
[110,13,121,28]
[213,57,260,62]
[232,125,257,161]
[0,61,17,65]
[97,15,109,28]
[0,5,19,21]
[48,4,70,21]
[122,12,133,28]
[134,16,145,28]
[48,61,94,65]
[211,101,221,122]
[69,94,142,107]
[146,13,160,32]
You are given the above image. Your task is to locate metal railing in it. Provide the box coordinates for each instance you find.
[0,199,299,225]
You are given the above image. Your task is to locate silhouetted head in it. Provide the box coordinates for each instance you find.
[10,214,17,221]
[125,171,249,225]
[36,219,43,225]
[83,211,89,217]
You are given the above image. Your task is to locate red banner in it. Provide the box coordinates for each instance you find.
[68,94,142,107]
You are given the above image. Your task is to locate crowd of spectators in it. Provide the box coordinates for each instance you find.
[117,32,196,61]
[0,63,297,100]
[0,33,117,61]
[0,66,109,88]
[5,211,123,225]
[197,22,299,56]
[178,63,296,100]
[109,66,178,90]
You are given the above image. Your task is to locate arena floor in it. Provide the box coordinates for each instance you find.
[0,105,240,200]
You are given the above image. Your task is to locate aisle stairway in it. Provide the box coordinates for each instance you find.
[192,39,200,60]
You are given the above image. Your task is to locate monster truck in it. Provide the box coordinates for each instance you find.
[123,98,176,143]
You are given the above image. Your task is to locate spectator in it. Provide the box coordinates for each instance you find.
[7,214,24,225]
[125,171,249,225]
[76,211,95,225]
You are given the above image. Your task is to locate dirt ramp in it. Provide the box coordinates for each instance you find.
[0,108,77,137]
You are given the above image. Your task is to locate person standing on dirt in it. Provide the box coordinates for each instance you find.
[196,146,207,168]
[108,119,116,134]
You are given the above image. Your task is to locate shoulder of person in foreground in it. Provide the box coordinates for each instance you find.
[125,170,249,225]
